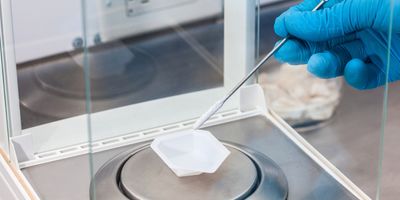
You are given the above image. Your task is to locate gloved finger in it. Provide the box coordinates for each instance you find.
[307,40,366,78]
[281,1,366,41]
[307,52,344,78]
[344,59,386,90]
[274,0,343,37]
[274,39,312,64]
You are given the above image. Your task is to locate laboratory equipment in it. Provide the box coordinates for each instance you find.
[0,0,396,199]
[92,142,288,200]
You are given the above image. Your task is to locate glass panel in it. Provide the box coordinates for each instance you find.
[85,0,240,144]
[15,3,86,129]
[0,36,10,155]
[87,0,257,199]
[85,0,395,199]
[0,26,9,154]
[11,0,91,152]
[6,0,93,199]
[377,0,398,199]
[8,0,390,199]
[256,0,389,199]
[0,0,18,156]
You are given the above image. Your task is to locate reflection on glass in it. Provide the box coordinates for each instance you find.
[16,0,224,129]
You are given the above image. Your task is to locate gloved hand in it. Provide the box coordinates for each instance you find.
[274,0,400,90]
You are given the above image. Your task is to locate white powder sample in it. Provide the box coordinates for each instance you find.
[259,63,342,122]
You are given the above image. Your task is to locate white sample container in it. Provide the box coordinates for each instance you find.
[151,130,230,177]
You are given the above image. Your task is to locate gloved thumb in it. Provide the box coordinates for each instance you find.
[281,1,365,41]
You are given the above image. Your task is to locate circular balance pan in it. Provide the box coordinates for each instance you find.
[91,142,288,200]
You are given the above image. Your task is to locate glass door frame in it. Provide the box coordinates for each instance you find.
[0,0,22,160]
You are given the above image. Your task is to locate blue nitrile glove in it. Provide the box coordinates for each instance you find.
[274,0,400,90]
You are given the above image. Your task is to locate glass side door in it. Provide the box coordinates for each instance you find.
[375,0,399,199]
[255,0,398,199]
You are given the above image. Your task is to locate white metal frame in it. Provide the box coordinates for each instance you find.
[0,22,10,157]
[0,0,22,161]
[0,1,38,198]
